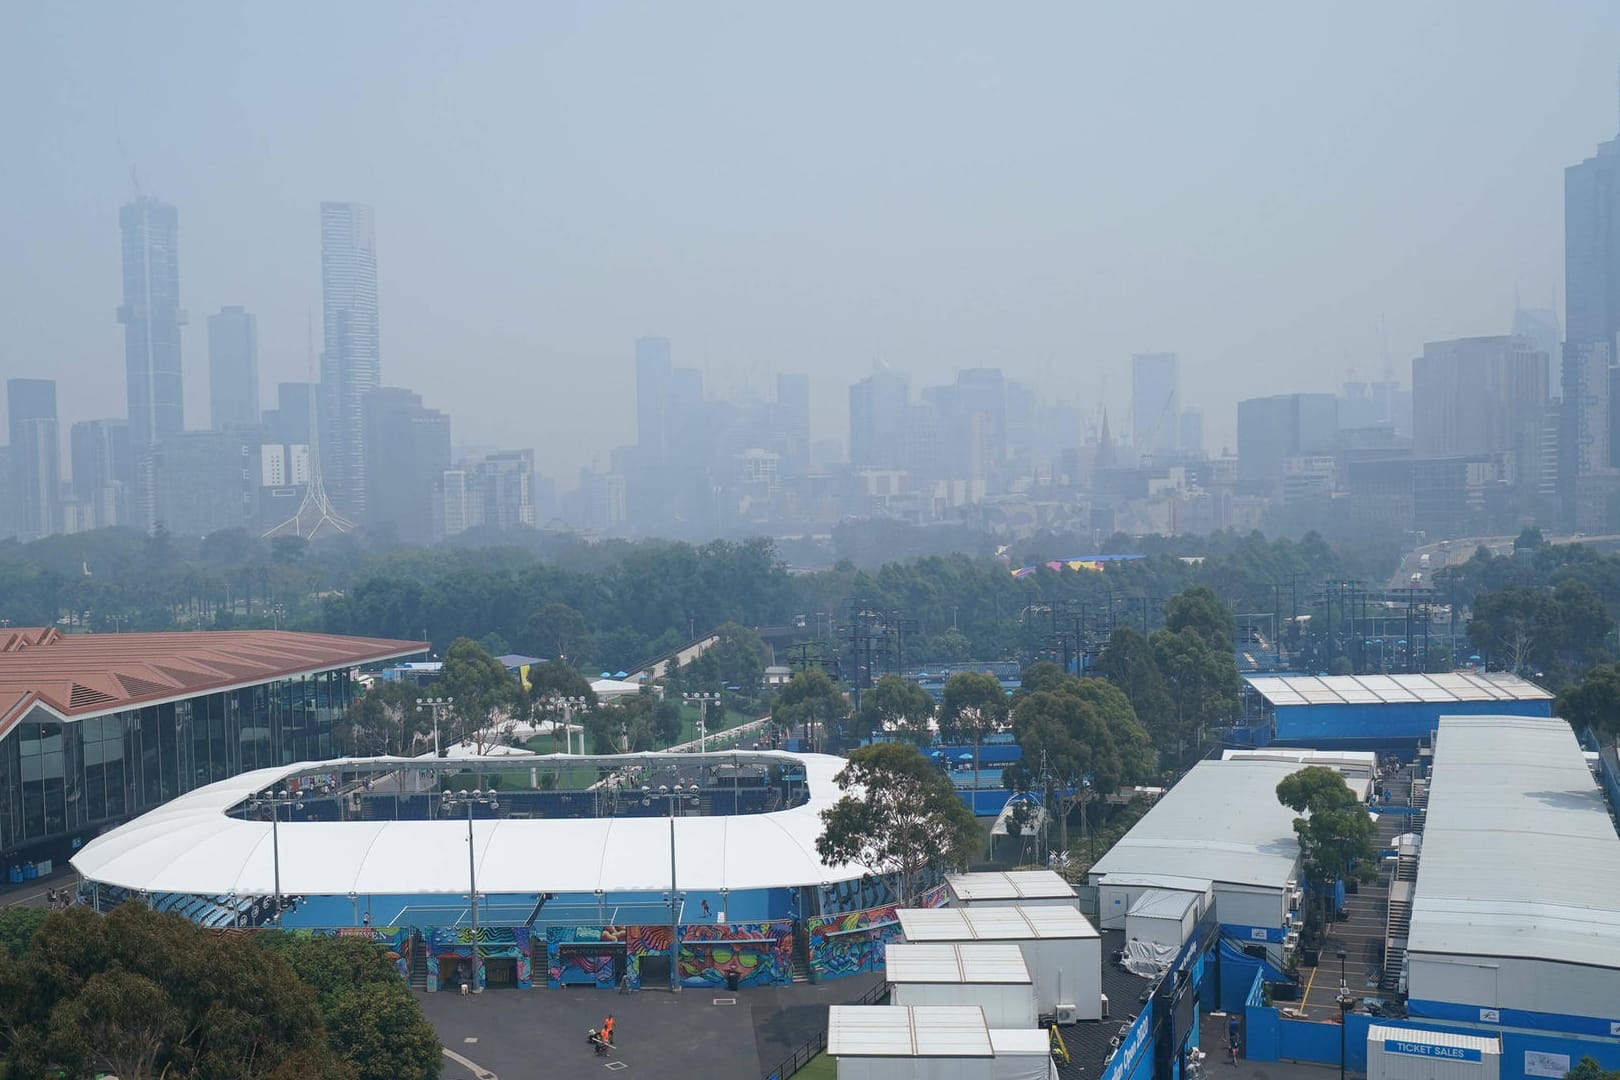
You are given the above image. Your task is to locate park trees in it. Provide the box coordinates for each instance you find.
[439,637,520,750]
[1557,663,1620,743]
[524,601,593,666]
[855,674,936,747]
[940,671,1009,777]
[1468,580,1614,685]
[1097,626,1174,743]
[1276,766,1379,928]
[340,680,430,757]
[817,741,981,905]
[774,668,850,752]
[1164,584,1234,651]
[1150,626,1241,766]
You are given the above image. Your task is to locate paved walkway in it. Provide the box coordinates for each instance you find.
[419,974,884,1080]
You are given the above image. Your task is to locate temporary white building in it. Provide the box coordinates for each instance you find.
[829,1005,994,1080]
[1125,888,1200,949]
[895,906,1102,1021]
[1092,873,1213,932]
[989,1029,1060,1080]
[885,943,1038,1028]
[1087,759,1304,944]
[1365,1025,1500,1080]
[1406,716,1620,1022]
[1220,748,1379,801]
[946,870,1078,909]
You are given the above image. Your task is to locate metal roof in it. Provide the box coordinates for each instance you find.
[946,869,1077,902]
[1409,716,1620,971]
[1366,1025,1499,1055]
[828,1005,993,1057]
[1088,759,1305,891]
[0,628,427,735]
[884,943,1032,985]
[1127,889,1200,921]
[896,905,1098,942]
[989,1029,1053,1056]
[1244,672,1552,708]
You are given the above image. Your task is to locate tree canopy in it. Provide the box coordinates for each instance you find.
[816,741,981,904]
[939,671,1009,773]
[774,668,850,751]
[1276,766,1379,903]
[855,674,936,747]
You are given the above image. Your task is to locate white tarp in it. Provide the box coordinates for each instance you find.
[1120,937,1176,978]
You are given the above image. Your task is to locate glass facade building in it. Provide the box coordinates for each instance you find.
[0,669,355,862]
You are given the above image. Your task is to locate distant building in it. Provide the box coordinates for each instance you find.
[1561,340,1620,531]
[1236,393,1337,498]
[1566,129,1620,353]
[7,378,59,541]
[119,198,186,449]
[1413,336,1547,493]
[207,306,260,431]
[1178,410,1204,456]
[774,373,810,476]
[151,430,261,537]
[849,365,910,469]
[1512,307,1563,399]
[69,419,130,530]
[1131,353,1179,457]
[319,202,380,519]
[363,387,451,545]
[635,336,673,457]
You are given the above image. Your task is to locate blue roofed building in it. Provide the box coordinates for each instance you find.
[1242,672,1552,749]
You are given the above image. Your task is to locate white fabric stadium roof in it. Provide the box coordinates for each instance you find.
[1244,672,1552,708]
[1408,716,1620,970]
[71,752,876,897]
[1087,759,1305,891]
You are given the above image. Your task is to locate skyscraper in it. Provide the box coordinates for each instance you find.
[7,378,59,540]
[635,337,673,457]
[1566,129,1620,352]
[849,365,909,469]
[1236,393,1338,497]
[1413,336,1548,491]
[1131,353,1180,457]
[70,418,130,529]
[775,373,811,476]
[208,306,260,430]
[320,202,380,517]
[118,198,185,448]
[362,387,450,545]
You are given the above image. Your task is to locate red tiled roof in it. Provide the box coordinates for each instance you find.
[0,629,427,734]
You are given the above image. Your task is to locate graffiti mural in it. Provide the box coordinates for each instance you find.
[808,903,902,980]
[545,925,675,989]
[678,921,793,988]
[918,882,950,909]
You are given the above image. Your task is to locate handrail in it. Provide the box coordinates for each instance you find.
[761,980,887,1080]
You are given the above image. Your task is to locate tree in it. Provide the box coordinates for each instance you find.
[1276,766,1379,928]
[1565,1057,1620,1080]
[0,907,45,959]
[439,637,519,748]
[817,742,981,904]
[940,671,1008,777]
[1558,663,1620,744]
[1164,585,1234,651]
[1513,526,1545,553]
[1150,626,1241,765]
[1096,627,1174,738]
[706,621,770,700]
[525,602,593,665]
[774,668,850,752]
[340,680,430,757]
[856,675,936,747]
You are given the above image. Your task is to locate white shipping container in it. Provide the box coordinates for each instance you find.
[831,1006,995,1080]
[888,943,1038,1029]
[947,870,1079,909]
[895,907,1102,1021]
[1366,1025,1499,1080]
[989,1029,1059,1080]
[1125,889,1199,949]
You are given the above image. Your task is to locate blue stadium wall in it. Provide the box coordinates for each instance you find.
[1272,699,1552,746]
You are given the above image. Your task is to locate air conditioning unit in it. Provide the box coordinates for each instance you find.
[1099,994,1110,1020]
[1054,1004,1079,1025]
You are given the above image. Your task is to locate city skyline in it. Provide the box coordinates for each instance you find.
[5,4,1620,482]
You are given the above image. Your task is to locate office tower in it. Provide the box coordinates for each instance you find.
[1236,393,1338,497]
[7,378,60,541]
[208,306,260,430]
[70,419,131,529]
[1512,307,1563,398]
[1566,125,1620,352]
[150,430,261,537]
[118,198,186,451]
[1179,410,1204,455]
[635,337,673,455]
[775,373,811,475]
[849,365,910,469]
[1131,353,1180,457]
[475,449,538,531]
[362,387,451,544]
[319,202,380,517]
[1413,337,1548,492]
[261,382,315,447]
[1560,341,1620,530]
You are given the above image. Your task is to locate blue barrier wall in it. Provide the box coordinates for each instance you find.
[1099,998,1156,1080]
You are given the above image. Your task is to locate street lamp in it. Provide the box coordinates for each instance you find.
[682,692,721,751]
[244,789,302,926]
[643,782,701,990]
[440,787,499,993]
[545,695,587,754]
[416,696,455,758]
[1337,948,1352,1080]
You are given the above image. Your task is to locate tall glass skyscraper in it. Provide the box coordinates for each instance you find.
[118,198,185,448]
[320,202,380,518]
[207,306,260,431]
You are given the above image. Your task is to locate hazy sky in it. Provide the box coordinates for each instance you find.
[5,2,1620,481]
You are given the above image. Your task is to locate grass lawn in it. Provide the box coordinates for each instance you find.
[792,1052,836,1080]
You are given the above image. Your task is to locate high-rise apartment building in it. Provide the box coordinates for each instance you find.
[362,387,450,545]
[476,450,537,531]
[1413,336,1548,491]
[849,366,910,469]
[1132,353,1180,457]
[118,198,186,449]
[6,379,59,541]
[1561,341,1619,529]
[70,419,131,530]
[319,202,380,518]
[208,306,260,430]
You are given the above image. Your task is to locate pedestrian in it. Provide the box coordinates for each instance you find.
[619,972,632,994]
[362,911,371,928]
[701,899,711,917]
[602,1014,615,1045]
[46,888,56,907]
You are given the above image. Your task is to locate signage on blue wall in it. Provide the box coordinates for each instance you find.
[1384,1040,1482,1063]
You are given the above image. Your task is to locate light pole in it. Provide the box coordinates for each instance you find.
[643,782,700,990]
[545,695,587,754]
[245,789,301,926]
[441,788,499,993]
[682,692,720,751]
[1337,948,1352,1080]
[416,696,455,758]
